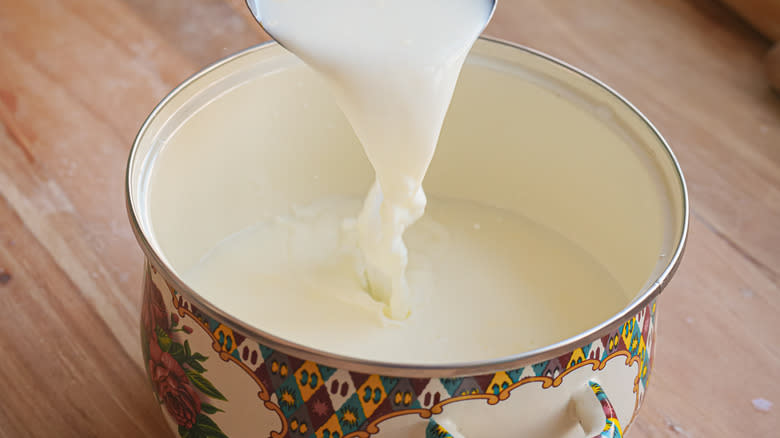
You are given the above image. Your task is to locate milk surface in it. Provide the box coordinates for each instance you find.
[248,0,494,319]
[184,197,627,364]
[175,0,632,363]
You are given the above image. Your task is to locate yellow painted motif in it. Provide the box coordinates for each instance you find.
[214,324,237,354]
[487,372,512,395]
[357,375,387,418]
[316,414,343,438]
[295,361,324,402]
[394,389,414,407]
[280,390,296,407]
[271,360,289,378]
[568,348,587,368]
[608,334,619,351]
[621,321,634,349]
[342,409,358,425]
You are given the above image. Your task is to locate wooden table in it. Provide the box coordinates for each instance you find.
[0,0,777,436]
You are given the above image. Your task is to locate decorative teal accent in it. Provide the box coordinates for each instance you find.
[259,344,275,361]
[440,378,463,396]
[335,394,367,434]
[275,378,304,417]
[318,364,337,382]
[532,360,549,376]
[379,375,399,393]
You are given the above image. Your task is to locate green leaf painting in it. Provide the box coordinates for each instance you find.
[201,403,224,415]
[187,370,228,401]
[142,279,229,438]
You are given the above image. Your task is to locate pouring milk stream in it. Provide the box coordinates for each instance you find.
[246,0,495,319]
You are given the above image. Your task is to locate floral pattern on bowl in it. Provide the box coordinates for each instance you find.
[142,272,230,438]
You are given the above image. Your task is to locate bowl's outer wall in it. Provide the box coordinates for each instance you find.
[142,262,655,437]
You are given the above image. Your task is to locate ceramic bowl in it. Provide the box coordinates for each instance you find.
[127,38,688,438]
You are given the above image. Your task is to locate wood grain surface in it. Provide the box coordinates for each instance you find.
[0,0,778,436]
[720,0,780,40]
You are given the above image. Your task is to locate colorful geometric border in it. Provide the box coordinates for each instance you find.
[149,265,655,438]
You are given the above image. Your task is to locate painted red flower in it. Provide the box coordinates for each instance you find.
[142,277,169,336]
[148,336,201,428]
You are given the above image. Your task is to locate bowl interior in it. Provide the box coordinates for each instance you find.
[128,39,686,365]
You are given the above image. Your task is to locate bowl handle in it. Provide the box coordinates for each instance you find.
[425,417,462,438]
[425,380,622,438]
[572,380,623,437]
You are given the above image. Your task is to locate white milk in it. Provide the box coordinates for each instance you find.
[247,0,494,319]
[184,196,626,364]
[173,0,633,363]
